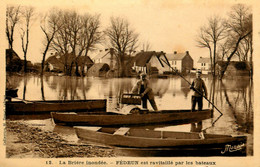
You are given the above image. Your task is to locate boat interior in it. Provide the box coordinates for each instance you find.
[94,127,233,140]
[76,109,211,115]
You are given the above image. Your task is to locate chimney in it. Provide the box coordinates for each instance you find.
[174,51,177,54]
[186,51,189,54]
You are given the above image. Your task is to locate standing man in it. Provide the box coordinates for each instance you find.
[131,73,158,111]
[190,71,208,112]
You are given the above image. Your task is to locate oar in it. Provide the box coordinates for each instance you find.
[160,59,223,116]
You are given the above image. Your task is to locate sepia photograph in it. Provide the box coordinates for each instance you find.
[1,0,259,166]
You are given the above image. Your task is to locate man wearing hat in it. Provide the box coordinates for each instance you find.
[190,70,208,112]
[131,73,158,111]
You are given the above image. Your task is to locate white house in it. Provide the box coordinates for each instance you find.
[197,57,211,72]
[166,51,193,73]
[131,51,171,75]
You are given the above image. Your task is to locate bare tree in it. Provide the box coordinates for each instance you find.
[51,10,103,76]
[105,17,139,77]
[40,9,62,75]
[218,41,231,61]
[20,6,35,73]
[196,15,226,76]
[6,5,21,50]
[77,14,103,76]
[51,11,72,75]
[219,4,252,79]
[142,40,152,51]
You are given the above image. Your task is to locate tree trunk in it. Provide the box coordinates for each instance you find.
[75,61,80,76]
[219,32,251,80]
[23,56,27,73]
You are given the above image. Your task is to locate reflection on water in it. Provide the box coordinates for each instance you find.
[6,74,254,155]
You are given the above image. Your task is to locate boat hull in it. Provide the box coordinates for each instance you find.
[75,127,247,157]
[6,99,107,114]
[52,109,213,126]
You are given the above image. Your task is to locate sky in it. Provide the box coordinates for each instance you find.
[2,0,252,66]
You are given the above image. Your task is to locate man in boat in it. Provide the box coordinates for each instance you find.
[190,70,207,112]
[131,73,158,111]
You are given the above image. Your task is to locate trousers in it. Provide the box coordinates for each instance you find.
[142,96,158,111]
[191,96,203,111]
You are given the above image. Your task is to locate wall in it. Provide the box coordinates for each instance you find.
[182,55,193,72]
[149,56,169,74]
[95,54,117,70]
[170,60,182,71]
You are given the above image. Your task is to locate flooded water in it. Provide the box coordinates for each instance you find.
[6,74,253,155]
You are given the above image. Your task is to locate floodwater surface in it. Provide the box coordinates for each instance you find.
[6,74,253,155]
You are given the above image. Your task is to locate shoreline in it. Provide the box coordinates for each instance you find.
[5,120,115,158]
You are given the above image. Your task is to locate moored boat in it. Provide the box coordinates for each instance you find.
[51,109,213,126]
[6,99,107,115]
[74,126,247,156]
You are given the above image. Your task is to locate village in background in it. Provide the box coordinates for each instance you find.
[6,3,252,79]
[6,48,252,78]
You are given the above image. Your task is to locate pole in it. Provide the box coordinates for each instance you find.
[161,59,223,116]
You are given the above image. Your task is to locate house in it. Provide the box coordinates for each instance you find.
[166,51,193,73]
[87,63,110,77]
[45,52,93,75]
[6,49,23,72]
[92,48,117,70]
[216,61,250,76]
[197,57,211,72]
[76,56,94,74]
[129,51,171,75]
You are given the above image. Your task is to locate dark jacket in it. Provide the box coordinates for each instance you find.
[190,78,207,97]
[131,79,155,100]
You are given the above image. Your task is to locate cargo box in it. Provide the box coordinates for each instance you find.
[121,94,141,105]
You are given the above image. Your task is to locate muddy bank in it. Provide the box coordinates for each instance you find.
[5,120,115,158]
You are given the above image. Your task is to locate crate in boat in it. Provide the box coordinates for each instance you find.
[121,94,141,105]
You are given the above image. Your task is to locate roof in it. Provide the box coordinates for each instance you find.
[46,53,93,69]
[131,51,168,67]
[134,51,155,66]
[93,50,110,60]
[166,53,187,61]
[92,48,115,60]
[77,56,94,65]
[6,49,21,60]
[87,63,110,77]
[198,57,211,63]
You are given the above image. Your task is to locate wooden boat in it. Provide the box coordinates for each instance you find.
[51,109,213,126]
[6,99,107,115]
[74,126,247,156]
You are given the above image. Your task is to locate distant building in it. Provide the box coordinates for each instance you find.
[45,52,93,75]
[6,49,22,72]
[92,48,117,70]
[166,51,193,73]
[128,51,171,75]
[216,61,250,76]
[197,57,211,72]
[87,63,110,77]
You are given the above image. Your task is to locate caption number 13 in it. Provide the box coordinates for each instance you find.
[46,161,52,165]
